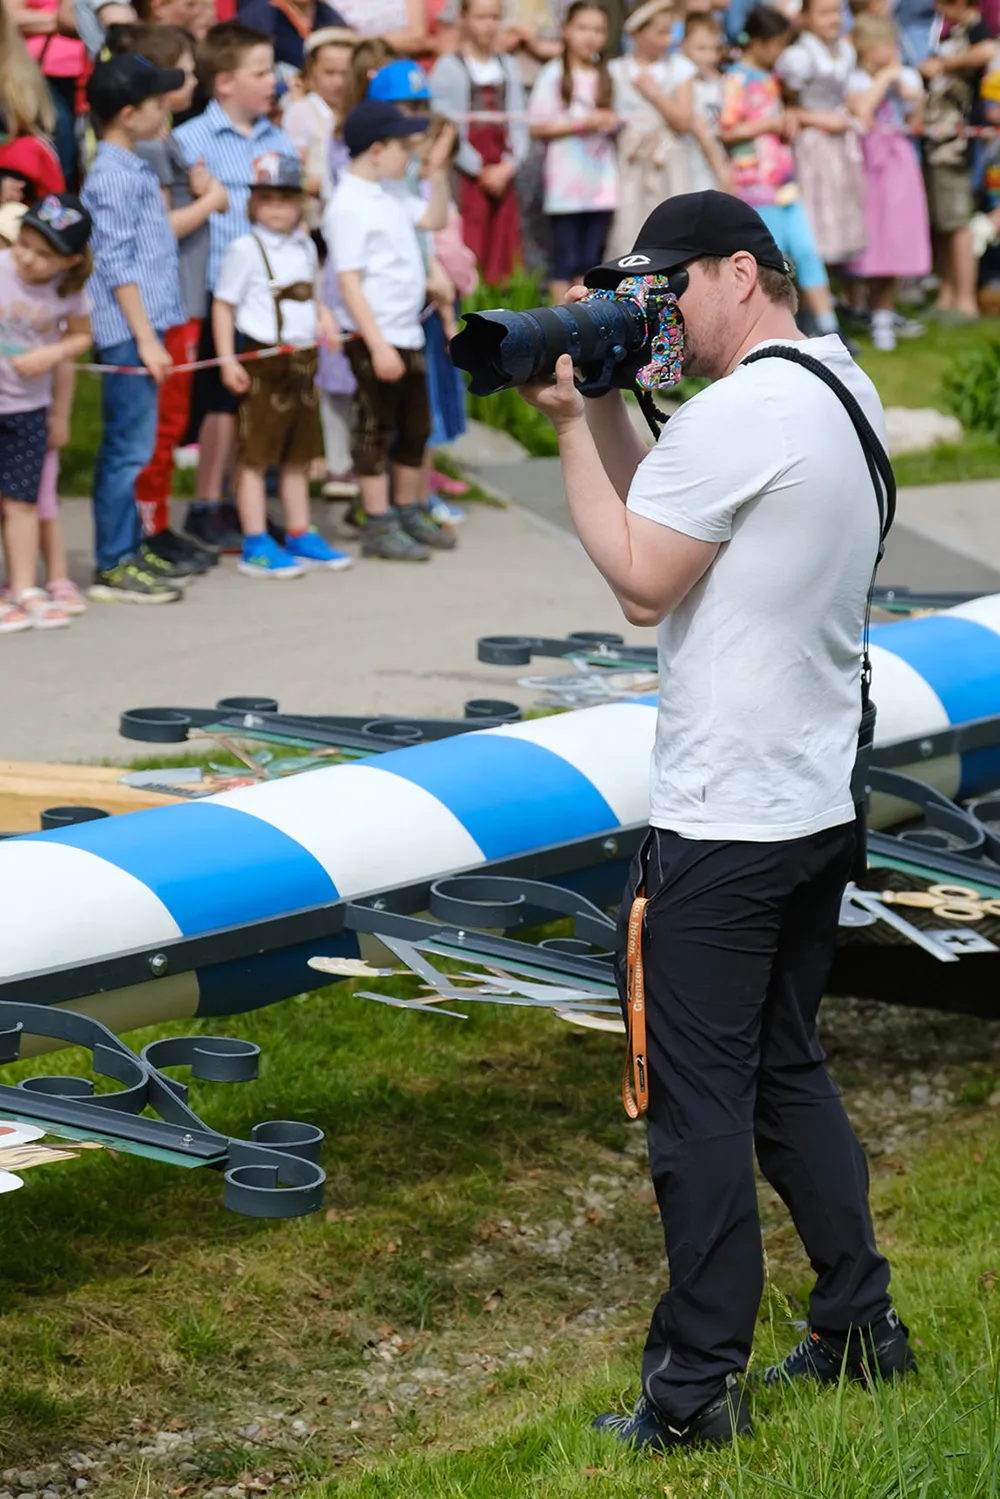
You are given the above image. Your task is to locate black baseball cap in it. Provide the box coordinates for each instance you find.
[342,99,429,159]
[21,192,93,256]
[86,53,185,123]
[585,190,791,289]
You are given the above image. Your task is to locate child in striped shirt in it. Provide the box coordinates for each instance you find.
[172,20,299,553]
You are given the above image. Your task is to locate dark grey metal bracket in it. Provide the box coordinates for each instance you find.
[477,631,657,668]
[119,696,523,750]
[0,1003,324,1218]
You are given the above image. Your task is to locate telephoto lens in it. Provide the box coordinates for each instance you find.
[450,296,650,396]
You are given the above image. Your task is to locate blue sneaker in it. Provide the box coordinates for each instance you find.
[426,494,465,527]
[237,533,305,580]
[285,527,353,571]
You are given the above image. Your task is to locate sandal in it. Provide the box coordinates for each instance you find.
[46,578,88,615]
[0,602,31,634]
[19,587,70,629]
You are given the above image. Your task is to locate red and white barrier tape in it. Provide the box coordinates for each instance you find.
[76,341,308,377]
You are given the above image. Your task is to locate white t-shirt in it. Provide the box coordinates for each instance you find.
[626,335,884,842]
[214,227,319,347]
[324,171,427,349]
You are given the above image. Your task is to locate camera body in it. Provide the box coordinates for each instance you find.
[450,273,687,399]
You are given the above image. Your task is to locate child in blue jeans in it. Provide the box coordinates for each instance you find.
[81,52,188,603]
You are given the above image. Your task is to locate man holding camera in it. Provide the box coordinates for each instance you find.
[522,191,915,1451]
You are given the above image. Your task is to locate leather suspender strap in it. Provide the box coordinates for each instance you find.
[623,893,649,1118]
[251,232,285,345]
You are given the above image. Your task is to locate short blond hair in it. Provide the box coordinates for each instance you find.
[851,13,898,51]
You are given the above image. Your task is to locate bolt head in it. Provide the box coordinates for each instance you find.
[149,953,168,976]
[602,838,618,858]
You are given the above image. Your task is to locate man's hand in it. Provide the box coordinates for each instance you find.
[219,355,251,394]
[371,341,406,382]
[48,410,70,449]
[521,352,585,434]
[137,335,173,385]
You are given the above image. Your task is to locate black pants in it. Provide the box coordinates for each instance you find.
[617,823,892,1423]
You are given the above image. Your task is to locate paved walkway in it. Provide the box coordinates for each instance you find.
[7,464,1000,765]
[1,497,643,764]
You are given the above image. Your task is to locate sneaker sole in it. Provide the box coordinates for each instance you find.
[88,585,182,604]
[0,620,32,634]
[236,561,306,579]
[29,615,71,630]
[291,556,354,572]
[361,549,431,562]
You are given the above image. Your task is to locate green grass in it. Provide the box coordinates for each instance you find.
[0,983,998,1497]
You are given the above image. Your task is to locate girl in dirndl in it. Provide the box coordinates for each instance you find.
[776,0,867,268]
[607,0,691,258]
[430,0,529,285]
[846,14,930,350]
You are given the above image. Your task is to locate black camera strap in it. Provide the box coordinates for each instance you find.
[740,344,896,875]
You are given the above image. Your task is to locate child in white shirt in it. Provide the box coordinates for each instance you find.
[214,152,350,578]
[325,99,456,563]
[681,13,732,192]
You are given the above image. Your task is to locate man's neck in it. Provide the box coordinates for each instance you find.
[217,98,258,136]
[102,123,137,152]
[722,309,803,377]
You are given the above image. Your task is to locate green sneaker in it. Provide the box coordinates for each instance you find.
[88,556,183,604]
[398,504,457,551]
[361,515,430,561]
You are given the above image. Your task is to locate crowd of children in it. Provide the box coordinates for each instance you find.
[3,0,1000,626]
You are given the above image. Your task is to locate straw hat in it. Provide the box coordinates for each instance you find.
[624,0,675,31]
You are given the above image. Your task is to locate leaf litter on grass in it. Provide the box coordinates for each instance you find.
[0,986,996,1497]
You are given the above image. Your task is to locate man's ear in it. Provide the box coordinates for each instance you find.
[730,250,759,303]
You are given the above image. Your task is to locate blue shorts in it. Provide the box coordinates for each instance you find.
[756,200,828,291]
[0,406,48,503]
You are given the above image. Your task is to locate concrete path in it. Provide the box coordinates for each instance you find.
[2,497,648,764]
[8,461,1000,766]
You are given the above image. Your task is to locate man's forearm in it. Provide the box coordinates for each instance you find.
[558,417,646,615]
[583,389,650,501]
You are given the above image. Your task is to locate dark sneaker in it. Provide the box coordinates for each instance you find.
[361,515,430,561]
[184,502,242,553]
[88,557,182,604]
[594,1383,752,1453]
[138,542,201,583]
[397,504,457,551]
[146,527,217,569]
[763,1309,917,1389]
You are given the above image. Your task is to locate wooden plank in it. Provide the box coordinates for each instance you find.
[0,761,181,833]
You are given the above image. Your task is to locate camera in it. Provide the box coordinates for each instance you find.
[450,270,688,399]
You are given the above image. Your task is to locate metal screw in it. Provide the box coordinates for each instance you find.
[456,930,466,941]
[373,899,386,911]
[149,952,168,976]
[602,838,618,858]
[180,1133,193,1148]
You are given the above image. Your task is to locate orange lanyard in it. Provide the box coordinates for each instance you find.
[623,893,649,1119]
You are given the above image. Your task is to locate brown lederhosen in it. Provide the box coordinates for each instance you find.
[235,233,323,470]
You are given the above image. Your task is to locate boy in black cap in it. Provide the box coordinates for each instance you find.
[325,100,456,562]
[81,53,189,603]
[0,193,92,631]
